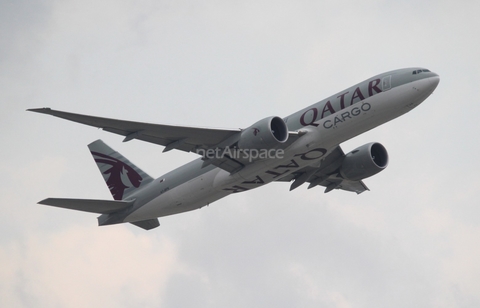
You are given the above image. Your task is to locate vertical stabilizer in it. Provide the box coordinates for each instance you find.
[88,140,153,200]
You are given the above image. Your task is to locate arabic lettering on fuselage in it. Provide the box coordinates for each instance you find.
[299,78,382,127]
[223,148,328,193]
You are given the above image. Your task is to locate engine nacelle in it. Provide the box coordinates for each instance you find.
[339,142,389,181]
[237,116,288,150]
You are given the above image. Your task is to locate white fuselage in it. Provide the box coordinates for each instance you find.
[124,71,440,223]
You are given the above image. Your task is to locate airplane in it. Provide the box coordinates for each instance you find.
[28,67,440,230]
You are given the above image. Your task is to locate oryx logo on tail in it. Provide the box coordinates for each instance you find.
[91,151,143,200]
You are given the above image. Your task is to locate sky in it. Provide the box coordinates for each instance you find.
[1,0,480,307]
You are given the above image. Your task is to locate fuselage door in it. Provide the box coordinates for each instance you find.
[382,75,391,91]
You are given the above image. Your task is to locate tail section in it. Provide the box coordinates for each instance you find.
[88,140,153,200]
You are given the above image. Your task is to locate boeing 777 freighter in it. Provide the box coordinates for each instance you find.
[28,67,440,230]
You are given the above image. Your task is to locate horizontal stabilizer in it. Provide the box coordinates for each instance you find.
[130,219,160,230]
[38,198,133,214]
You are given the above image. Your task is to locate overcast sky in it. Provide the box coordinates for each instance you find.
[1,0,480,307]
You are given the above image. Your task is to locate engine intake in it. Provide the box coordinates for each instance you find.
[339,142,389,181]
[237,116,288,150]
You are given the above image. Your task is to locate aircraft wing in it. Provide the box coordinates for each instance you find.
[27,108,241,153]
[277,146,369,194]
[28,108,301,174]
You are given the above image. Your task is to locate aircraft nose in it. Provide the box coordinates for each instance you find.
[428,74,440,91]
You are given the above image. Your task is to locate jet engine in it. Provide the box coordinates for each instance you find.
[339,142,388,181]
[237,116,288,150]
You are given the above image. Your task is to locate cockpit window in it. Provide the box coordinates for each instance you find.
[412,69,431,74]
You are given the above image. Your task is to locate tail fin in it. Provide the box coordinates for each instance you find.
[88,140,153,200]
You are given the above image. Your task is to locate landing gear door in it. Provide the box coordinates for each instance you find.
[382,75,391,91]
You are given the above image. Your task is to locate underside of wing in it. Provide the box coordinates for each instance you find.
[28,108,241,153]
[277,146,369,194]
